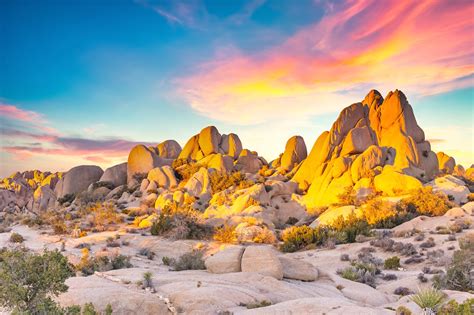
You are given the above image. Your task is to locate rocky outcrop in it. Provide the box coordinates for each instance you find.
[292,90,440,208]
[178,126,243,162]
[127,145,164,185]
[99,162,127,187]
[437,152,456,174]
[56,165,103,198]
[184,167,211,197]
[273,136,307,172]
[156,140,182,159]
[234,150,265,174]
[32,185,56,212]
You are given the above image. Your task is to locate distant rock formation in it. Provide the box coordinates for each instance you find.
[292,89,440,208]
[271,136,307,173]
[437,151,456,174]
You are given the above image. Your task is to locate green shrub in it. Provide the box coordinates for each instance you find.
[9,232,24,243]
[167,251,206,271]
[434,236,473,292]
[411,287,446,312]
[209,171,254,194]
[0,248,73,313]
[245,300,272,309]
[280,225,315,252]
[395,305,412,315]
[142,272,153,289]
[438,298,474,315]
[331,213,370,243]
[384,256,401,270]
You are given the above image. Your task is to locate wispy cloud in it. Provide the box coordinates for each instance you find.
[0,103,57,133]
[228,0,266,25]
[136,0,208,28]
[177,0,474,125]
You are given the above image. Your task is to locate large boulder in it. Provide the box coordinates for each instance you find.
[184,167,211,197]
[147,166,178,189]
[157,140,182,159]
[234,151,264,174]
[127,145,163,185]
[280,136,307,172]
[437,152,456,174]
[199,126,221,156]
[205,246,245,274]
[374,166,422,196]
[58,165,103,198]
[241,245,283,280]
[99,162,127,187]
[427,175,469,204]
[221,133,243,158]
[279,256,318,281]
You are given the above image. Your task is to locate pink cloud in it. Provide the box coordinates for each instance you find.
[177,0,474,124]
[0,103,58,134]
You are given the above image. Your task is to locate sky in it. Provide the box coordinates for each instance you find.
[0,0,473,177]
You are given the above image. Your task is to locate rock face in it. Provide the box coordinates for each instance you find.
[241,246,283,280]
[127,145,163,185]
[292,90,440,208]
[278,136,307,172]
[147,166,178,189]
[178,126,243,162]
[99,162,127,187]
[157,140,182,159]
[32,185,56,212]
[437,152,456,174]
[57,165,103,198]
[205,246,245,274]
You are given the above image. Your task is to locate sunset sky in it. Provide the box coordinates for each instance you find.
[1,0,473,177]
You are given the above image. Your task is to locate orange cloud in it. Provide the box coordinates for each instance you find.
[177,0,474,124]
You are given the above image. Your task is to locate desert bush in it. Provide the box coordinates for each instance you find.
[150,203,212,240]
[433,236,473,292]
[384,256,401,270]
[363,199,397,225]
[138,248,155,260]
[244,300,272,309]
[166,251,206,271]
[174,162,201,181]
[106,237,120,248]
[337,264,377,288]
[78,202,123,230]
[58,193,75,205]
[340,254,350,261]
[438,298,474,315]
[394,287,413,296]
[0,248,73,313]
[252,227,277,244]
[411,287,446,312]
[9,232,24,243]
[420,237,436,248]
[213,224,237,244]
[398,187,451,216]
[209,171,254,194]
[331,213,371,243]
[382,273,397,281]
[395,305,412,315]
[336,186,357,206]
[244,197,261,209]
[280,225,315,252]
[76,248,132,276]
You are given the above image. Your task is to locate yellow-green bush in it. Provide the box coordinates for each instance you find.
[280,225,315,252]
[363,199,396,225]
[213,224,237,244]
[399,187,451,216]
[209,171,254,194]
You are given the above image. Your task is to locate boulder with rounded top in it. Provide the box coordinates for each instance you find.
[280,136,307,172]
[127,145,164,185]
[100,162,127,187]
[157,140,182,159]
[58,165,103,198]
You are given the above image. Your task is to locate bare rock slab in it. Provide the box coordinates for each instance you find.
[241,246,283,280]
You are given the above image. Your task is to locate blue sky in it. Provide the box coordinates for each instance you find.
[1,0,473,177]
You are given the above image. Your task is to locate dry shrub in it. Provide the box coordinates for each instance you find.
[280,225,315,252]
[79,202,123,230]
[213,224,237,244]
[398,187,451,216]
[209,171,254,194]
[252,226,276,244]
[363,199,396,225]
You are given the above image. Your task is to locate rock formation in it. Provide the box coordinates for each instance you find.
[293,90,440,208]
[100,162,127,187]
[437,152,456,174]
[127,145,165,185]
[56,165,104,198]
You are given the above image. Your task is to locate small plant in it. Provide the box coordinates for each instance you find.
[438,298,474,315]
[106,237,120,248]
[142,272,153,289]
[245,300,272,309]
[9,232,24,243]
[394,287,412,296]
[411,287,446,312]
[58,193,75,205]
[420,237,436,248]
[138,248,155,260]
[162,256,172,266]
[340,254,350,261]
[395,306,412,315]
[384,256,401,270]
